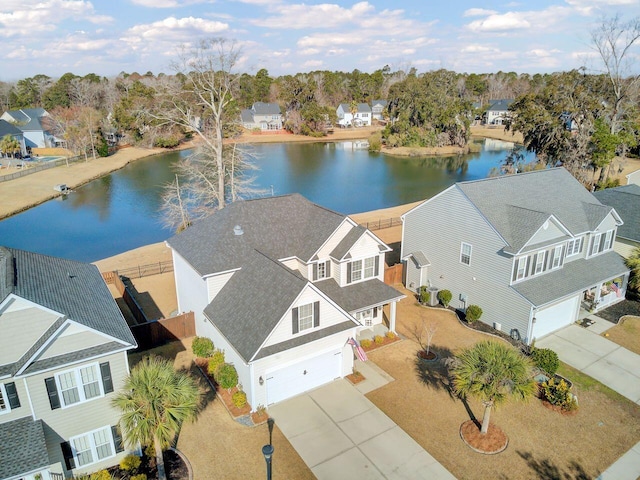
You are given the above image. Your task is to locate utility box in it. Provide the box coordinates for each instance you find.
[428,287,439,306]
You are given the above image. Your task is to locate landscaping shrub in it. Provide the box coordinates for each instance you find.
[153,136,180,148]
[540,378,578,411]
[419,286,430,304]
[531,348,560,376]
[119,454,142,472]
[465,305,483,323]
[232,390,247,408]
[374,335,385,345]
[385,331,397,340]
[207,349,225,376]
[216,363,238,390]
[130,475,147,480]
[368,132,382,152]
[437,289,452,307]
[192,336,214,358]
[360,338,372,348]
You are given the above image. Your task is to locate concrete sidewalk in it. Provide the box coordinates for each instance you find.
[537,323,640,480]
[269,379,456,479]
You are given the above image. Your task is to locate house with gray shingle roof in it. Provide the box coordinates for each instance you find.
[0,119,27,159]
[483,99,513,125]
[337,103,372,127]
[240,102,283,131]
[0,247,137,479]
[1,108,56,148]
[167,194,404,407]
[626,168,640,186]
[594,184,640,258]
[371,100,387,121]
[401,168,630,344]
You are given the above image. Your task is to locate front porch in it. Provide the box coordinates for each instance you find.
[581,274,628,315]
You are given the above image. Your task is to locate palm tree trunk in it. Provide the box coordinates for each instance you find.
[154,436,167,480]
[481,401,492,434]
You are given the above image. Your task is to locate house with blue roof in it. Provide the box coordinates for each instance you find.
[167,194,404,408]
[401,168,630,344]
[0,247,137,479]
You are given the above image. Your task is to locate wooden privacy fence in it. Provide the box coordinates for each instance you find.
[385,263,404,285]
[359,217,402,231]
[131,312,196,350]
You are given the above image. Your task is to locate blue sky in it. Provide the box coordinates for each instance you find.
[1,0,639,80]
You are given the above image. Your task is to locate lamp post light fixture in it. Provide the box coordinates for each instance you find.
[262,444,274,480]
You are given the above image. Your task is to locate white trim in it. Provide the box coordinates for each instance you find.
[460,242,472,265]
[520,214,573,252]
[54,362,104,409]
[310,217,358,262]
[23,377,36,421]
[69,424,116,468]
[0,382,11,414]
[0,293,65,317]
[17,346,132,378]
[201,267,241,279]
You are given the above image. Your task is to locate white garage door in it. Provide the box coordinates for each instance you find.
[266,350,342,405]
[532,295,580,340]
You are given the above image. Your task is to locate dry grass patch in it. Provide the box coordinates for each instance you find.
[369,294,640,479]
[602,316,640,355]
[128,339,314,480]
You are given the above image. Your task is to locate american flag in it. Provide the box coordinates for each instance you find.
[611,283,622,298]
[347,337,368,362]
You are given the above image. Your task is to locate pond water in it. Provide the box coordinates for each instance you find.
[0,138,531,262]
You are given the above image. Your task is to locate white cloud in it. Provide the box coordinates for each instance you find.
[250,1,375,29]
[129,0,211,7]
[122,16,229,45]
[466,12,531,32]
[302,60,323,68]
[463,8,497,17]
[299,48,321,55]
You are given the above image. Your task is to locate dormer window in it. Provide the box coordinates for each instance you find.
[551,246,563,269]
[566,237,583,257]
[313,260,331,281]
[347,256,378,284]
[589,230,614,256]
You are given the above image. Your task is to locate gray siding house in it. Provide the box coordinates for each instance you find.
[0,247,137,480]
[240,102,283,131]
[1,108,56,148]
[167,194,404,409]
[371,100,387,121]
[0,120,27,158]
[401,168,629,344]
[594,184,640,258]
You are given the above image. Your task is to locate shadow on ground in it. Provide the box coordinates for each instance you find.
[514,451,592,480]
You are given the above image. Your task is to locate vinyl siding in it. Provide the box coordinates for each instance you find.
[264,286,353,347]
[251,330,354,409]
[349,233,382,260]
[338,253,384,286]
[206,271,235,303]
[526,219,566,246]
[281,258,302,274]
[39,327,110,361]
[172,250,209,327]
[594,214,619,233]
[627,170,640,186]
[614,238,639,258]
[403,187,532,340]
[0,307,58,366]
[320,221,353,259]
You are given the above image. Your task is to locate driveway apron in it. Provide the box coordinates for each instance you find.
[269,379,456,479]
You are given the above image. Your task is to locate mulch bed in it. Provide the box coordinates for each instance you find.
[361,334,401,351]
[540,400,578,416]
[459,420,508,454]
[346,371,366,384]
[108,449,189,480]
[593,299,640,324]
[193,358,252,420]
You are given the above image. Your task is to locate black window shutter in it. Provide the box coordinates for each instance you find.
[112,425,124,453]
[61,441,76,470]
[312,263,318,281]
[45,377,61,410]
[347,262,352,284]
[326,261,331,277]
[100,362,114,394]
[374,257,379,276]
[313,301,320,328]
[373,307,378,318]
[512,260,518,282]
[292,307,299,334]
[5,382,20,409]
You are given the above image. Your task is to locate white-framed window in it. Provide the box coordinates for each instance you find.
[70,426,115,468]
[516,257,527,280]
[351,260,363,282]
[349,257,377,283]
[460,243,472,265]
[317,262,326,279]
[364,257,376,278]
[355,309,373,327]
[0,384,8,413]
[590,234,601,256]
[566,237,583,257]
[604,230,614,250]
[56,364,103,408]
[299,303,314,331]
[551,245,563,269]
[534,252,546,275]
[589,230,614,256]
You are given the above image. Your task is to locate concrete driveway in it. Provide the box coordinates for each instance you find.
[268,379,455,480]
[536,324,640,404]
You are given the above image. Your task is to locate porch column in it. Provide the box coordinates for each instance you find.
[389,301,397,333]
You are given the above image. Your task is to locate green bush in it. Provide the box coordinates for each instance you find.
[540,378,578,411]
[153,136,180,148]
[368,132,382,152]
[192,336,214,358]
[531,348,560,376]
[374,335,384,345]
[216,363,238,390]
[465,305,483,323]
[385,331,397,340]
[207,349,225,376]
[119,454,142,472]
[419,286,430,304]
[232,390,247,408]
[437,289,452,307]
[360,338,372,348]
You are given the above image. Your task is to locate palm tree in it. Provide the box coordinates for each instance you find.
[450,341,535,434]
[112,356,200,480]
[0,134,21,158]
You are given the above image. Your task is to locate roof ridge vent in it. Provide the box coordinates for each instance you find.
[233,225,244,236]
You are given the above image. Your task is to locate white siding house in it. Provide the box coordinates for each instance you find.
[336,103,372,127]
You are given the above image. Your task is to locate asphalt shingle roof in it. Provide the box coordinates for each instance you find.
[511,251,628,307]
[457,168,616,252]
[0,119,23,138]
[251,102,281,115]
[486,99,514,111]
[314,278,405,312]
[3,108,46,131]
[593,184,640,243]
[0,417,50,479]
[330,225,367,261]
[1,247,136,348]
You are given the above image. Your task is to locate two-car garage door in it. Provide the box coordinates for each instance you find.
[266,349,342,405]
[532,295,580,340]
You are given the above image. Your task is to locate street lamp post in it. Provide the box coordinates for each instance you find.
[262,444,274,480]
